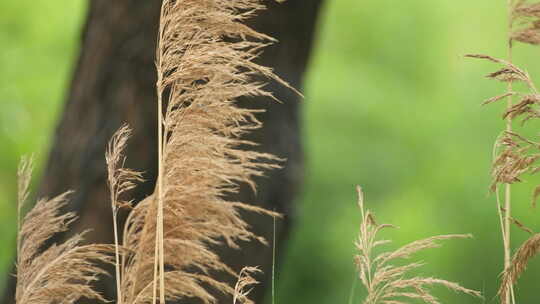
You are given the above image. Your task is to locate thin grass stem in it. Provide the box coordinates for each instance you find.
[272,212,276,304]
[504,1,515,303]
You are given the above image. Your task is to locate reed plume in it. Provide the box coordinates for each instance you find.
[466,2,540,303]
[353,186,481,304]
[233,267,262,304]
[15,156,113,304]
[105,125,144,304]
[499,233,540,302]
[105,1,288,303]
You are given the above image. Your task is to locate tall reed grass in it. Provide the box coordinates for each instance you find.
[14,156,113,304]
[12,0,289,303]
[466,1,540,303]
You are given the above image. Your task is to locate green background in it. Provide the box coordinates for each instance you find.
[2,1,540,303]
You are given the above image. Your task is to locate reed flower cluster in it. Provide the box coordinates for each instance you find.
[14,157,113,304]
[467,1,540,303]
[12,1,287,303]
[353,186,481,304]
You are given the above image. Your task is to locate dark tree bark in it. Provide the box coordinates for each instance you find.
[2,0,324,303]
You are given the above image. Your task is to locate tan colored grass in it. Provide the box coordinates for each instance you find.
[15,156,113,304]
[511,0,540,45]
[353,186,481,304]
[233,267,262,304]
[105,125,144,304]
[102,1,288,303]
[466,2,540,303]
[499,233,540,303]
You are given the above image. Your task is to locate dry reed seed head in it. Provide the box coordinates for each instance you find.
[502,94,540,121]
[512,28,540,45]
[16,156,34,260]
[233,267,261,304]
[465,54,531,85]
[106,125,146,304]
[353,186,481,304]
[16,156,33,212]
[487,68,528,83]
[491,131,540,207]
[510,1,540,45]
[482,92,517,106]
[514,1,540,17]
[14,180,114,304]
[467,54,540,208]
[499,233,540,303]
[106,124,144,210]
[120,0,292,303]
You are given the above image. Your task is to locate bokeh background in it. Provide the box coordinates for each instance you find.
[3,1,540,303]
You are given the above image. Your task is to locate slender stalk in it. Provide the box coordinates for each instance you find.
[153,3,166,301]
[152,227,158,304]
[153,80,165,304]
[503,1,515,303]
[152,79,164,304]
[111,207,123,304]
[158,90,165,304]
[106,151,122,304]
[272,213,276,304]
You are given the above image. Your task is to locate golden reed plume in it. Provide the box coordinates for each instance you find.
[353,186,481,304]
[106,1,291,303]
[13,1,290,303]
[467,1,540,303]
[15,156,113,304]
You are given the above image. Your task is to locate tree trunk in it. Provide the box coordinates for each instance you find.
[1,0,324,303]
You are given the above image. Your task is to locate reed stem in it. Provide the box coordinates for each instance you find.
[503,1,515,303]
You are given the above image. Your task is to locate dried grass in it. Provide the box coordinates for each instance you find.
[15,156,113,304]
[467,5,540,203]
[12,2,288,303]
[353,186,481,304]
[511,0,540,45]
[104,1,286,303]
[467,1,540,303]
[105,125,144,304]
[499,233,540,302]
[233,267,262,304]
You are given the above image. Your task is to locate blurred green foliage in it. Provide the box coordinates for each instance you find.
[0,0,87,290]
[2,1,540,303]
